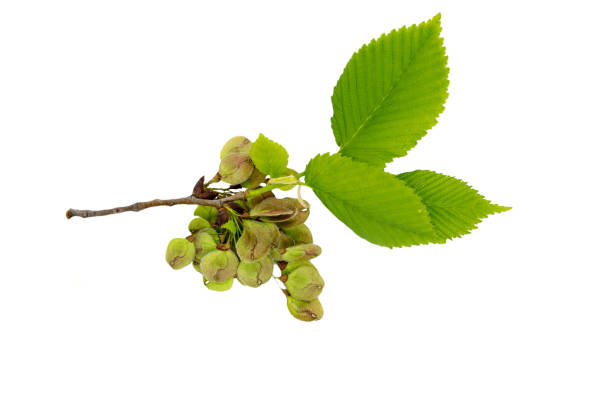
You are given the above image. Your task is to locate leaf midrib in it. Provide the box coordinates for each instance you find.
[338,27,436,153]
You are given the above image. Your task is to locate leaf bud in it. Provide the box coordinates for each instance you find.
[284,264,324,301]
[215,207,230,226]
[165,238,196,270]
[236,255,274,287]
[201,249,239,283]
[281,224,313,245]
[236,220,272,262]
[280,244,321,262]
[286,296,324,322]
[205,277,234,291]
[218,153,254,185]
[220,136,252,158]
[188,217,213,234]
[192,176,218,199]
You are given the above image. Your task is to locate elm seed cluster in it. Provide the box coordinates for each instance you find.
[165,137,325,322]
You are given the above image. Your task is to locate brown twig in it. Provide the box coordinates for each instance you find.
[66,193,246,219]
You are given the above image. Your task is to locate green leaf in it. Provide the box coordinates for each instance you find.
[397,170,510,242]
[249,134,288,177]
[331,14,449,166]
[221,220,238,235]
[304,153,439,248]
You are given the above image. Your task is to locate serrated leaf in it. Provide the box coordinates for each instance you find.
[331,14,449,166]
[249,134,288,177]
[304,153,438,248]
[397,170,510,242]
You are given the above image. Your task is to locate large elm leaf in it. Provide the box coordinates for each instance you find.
[397,170,510,242]
[331,14,449,166]
[304,153,439,248]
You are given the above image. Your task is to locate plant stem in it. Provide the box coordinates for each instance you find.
[244,184,276,198]
[204,172,221,187]
[66,193,246,219]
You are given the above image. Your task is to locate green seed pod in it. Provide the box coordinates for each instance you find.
[194,231,219,262]
[245,191,275,210]
[278,232,294,249]
[249,197,299,224]
[201,249,239,283]
[194,205,218,223]
[241,167,267,188]
[281,197,310,220]
[236,220,272,262]
[249,197,295,217]
[285,264,324,301]
[281,244,321,262]
[165,238,196,270]
[262,222,281,247]
[282,224,313,245]
[219,153,254,185]
[286,296,324,322]
[285,197,308,210]
[282,260,314,275]
[220,136,252,158]
[205,277,234,291]
[277,208,309,229]
[237,255,274,287]
[270,247,283,262]
[188,217,213,234]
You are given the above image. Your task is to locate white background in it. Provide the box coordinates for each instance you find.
[1,1,610,407]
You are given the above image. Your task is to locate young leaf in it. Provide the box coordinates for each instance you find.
[304,153,439,248]
[221,220,238,235]
[331,14,449,166]
[249,134,289,177]
[397,170,510,242]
